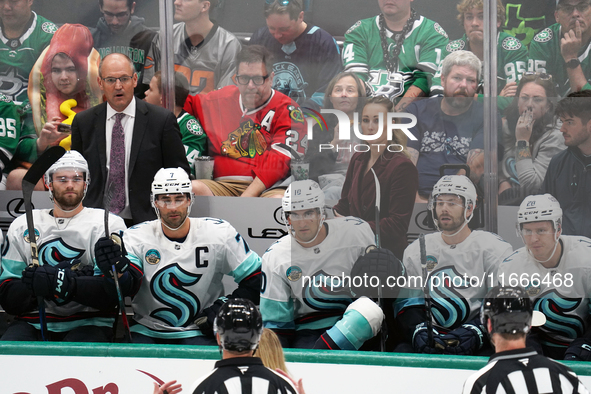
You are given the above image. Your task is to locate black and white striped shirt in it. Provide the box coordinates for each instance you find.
[463,347,590,394]
[190,357,299,394]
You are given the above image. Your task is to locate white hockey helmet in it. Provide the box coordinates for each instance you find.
[45,150,90,199]
[282,180,325,213]
[151,167,193,206]
[517,194,562,231]
[430,175,477,207]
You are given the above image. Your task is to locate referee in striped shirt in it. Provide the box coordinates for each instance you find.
[186,298,300,394]
[462,286,590,394]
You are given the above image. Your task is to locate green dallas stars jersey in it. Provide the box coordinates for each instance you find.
[0,12,57,103]
[178,110,207,177]
[528,23,591,97]
[0,93,36,174]
[431,32,528,96]
[343,15,449,99]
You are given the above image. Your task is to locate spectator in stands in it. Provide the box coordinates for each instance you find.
[343,0,449,111]
[542,91,591,238]
[184,45,307,198]
[249,0,341,109]
[92,0,157,98]
[144,70,208,177]
[305,72,366,200]
[0,0,56,103]
[528,0,591,97]
[501,0,558,47]
[333,96,418,260]
[498,72,566,205]
[406,50,486,202]
[143,0,241,95]
[431,0,528,103]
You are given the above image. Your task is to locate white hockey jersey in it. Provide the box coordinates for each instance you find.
[260,217,375,332]
[124,217,261,339]
[498,235,591,346]
[398,230,513,329]
[0,208,126,331]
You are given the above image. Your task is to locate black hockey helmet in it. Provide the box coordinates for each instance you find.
[214,298,263,352]
[481,286,533,335]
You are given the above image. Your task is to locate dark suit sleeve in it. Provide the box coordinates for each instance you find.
[161,111,191,175]
[71,114,82,152]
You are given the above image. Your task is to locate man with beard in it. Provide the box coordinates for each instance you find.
[406,50,487,201]
[0,151,142,342]
[528,0,591,97]
[119,168,262,345]
[394,175,513,355]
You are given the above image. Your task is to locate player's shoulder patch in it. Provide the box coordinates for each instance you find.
[533,27,553,43]
[434,23,448,39]
[287,105,304,123]
[42,21,58,35]
[186,118,203,136]
[502,36,522,51]
[446,39,466,52]
[0,93,11,103]
[345,20,362,35]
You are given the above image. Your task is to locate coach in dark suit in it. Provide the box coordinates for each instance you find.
[72,53,190,225]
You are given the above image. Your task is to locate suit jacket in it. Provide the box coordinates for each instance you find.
[71,99,190,224]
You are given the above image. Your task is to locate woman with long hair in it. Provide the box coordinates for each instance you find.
[499,73,566,205]
[333,96,418,260]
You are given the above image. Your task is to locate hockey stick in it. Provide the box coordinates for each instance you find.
[103,183,132,342]
[419,233,434,349]
[369,168,386,352]
[22,146,66,340]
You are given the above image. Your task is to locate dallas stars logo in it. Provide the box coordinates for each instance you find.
[434,23,448,38]
[186,119,203,136]
[534,28,553,43]
[446,40,465,52]
[502,36,522,51]
[42,22,58,34]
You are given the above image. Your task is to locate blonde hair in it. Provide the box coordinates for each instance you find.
[255,328,288,373]
[456,0,506,26]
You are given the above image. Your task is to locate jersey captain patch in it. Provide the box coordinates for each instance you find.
[534,28,553,43]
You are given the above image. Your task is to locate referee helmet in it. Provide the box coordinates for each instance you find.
[481,286,533,335]
[214,298,263,353]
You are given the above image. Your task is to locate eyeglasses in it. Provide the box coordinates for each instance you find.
[235,74,270,86]
[154,195,189,209]
[101,75,134,85]
[53,176,84,184]
[522,72,553,81]
[558,3,591,14]
[520,228,555,237]
[287,211,319,221]
[103,10,131,20]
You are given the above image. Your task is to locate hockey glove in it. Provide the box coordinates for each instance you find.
[22,263,76,300]
[94,236,130,277]
[350,247,406,299]
[412,322,447,354]
[440,323,486,356]
[564,338,591,361]
[195,298,226,337]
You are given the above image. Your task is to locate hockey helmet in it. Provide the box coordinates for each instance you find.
[517,194,562,231]
[481,286,537,335]
[282,180,325,213]
[429,175,477,207]
[45,150,90,199]
[214,298,263,353]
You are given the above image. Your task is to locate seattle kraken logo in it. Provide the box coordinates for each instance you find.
[150,264,202,327]
[302,270,352,312]
[534,289,584,340]
[38,238,85,266]
[428,266,471,329]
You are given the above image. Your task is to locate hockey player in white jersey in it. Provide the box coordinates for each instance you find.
[0,151,137,342]
[498,194,591,360]
[261,180,385,349]
[121,168,262,345]
[395,175,513,355]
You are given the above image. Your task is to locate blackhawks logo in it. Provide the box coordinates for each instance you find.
[434,23,448,38]
[502,36,522,51]
[186,119,203,136]
[534,28,553,43]
[446,39,466,52]
[42,22,58,34]
[221,119,267,159]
